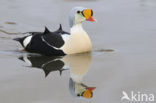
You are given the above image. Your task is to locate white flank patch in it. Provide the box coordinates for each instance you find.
[62,34,70,42]
[23,35,32,47]
[23,55,32,66]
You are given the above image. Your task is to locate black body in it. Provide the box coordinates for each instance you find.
[14,25,70,56]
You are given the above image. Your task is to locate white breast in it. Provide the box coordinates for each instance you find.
[61,24,92,54]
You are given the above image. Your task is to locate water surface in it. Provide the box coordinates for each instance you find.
[0,0,156,103]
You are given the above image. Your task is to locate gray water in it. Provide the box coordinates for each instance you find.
[0,0,156,103]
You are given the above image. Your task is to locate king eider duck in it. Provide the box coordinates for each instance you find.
[14,7,96,56]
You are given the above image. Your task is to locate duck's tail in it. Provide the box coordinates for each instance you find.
[13,37,25,47]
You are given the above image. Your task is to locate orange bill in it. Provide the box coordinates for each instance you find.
[82,9,96,22]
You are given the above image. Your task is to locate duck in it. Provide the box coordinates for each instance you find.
[14,7,96,56]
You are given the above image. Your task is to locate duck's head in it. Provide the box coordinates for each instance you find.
[81,87,96,99]
[69,7,96,27]
[69,78,96,99]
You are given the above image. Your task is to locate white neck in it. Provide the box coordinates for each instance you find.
[70,23,83,33]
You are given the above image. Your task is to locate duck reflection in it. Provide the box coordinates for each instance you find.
[19,55,67,77]
[18,53,96,99]
[62,55,96,99]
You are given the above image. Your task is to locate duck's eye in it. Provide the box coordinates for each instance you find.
[77,94,80,96]
[91,10,93,16]
[77,11,80,14]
